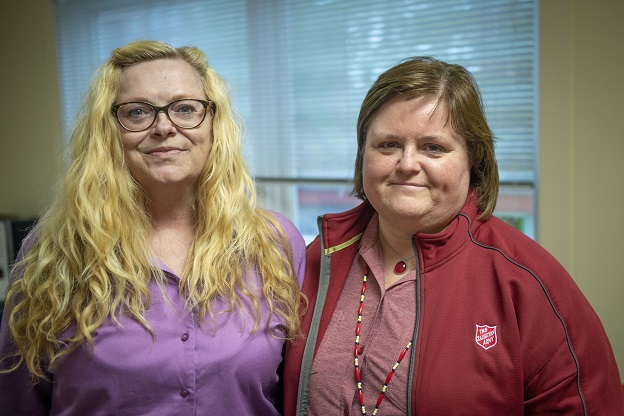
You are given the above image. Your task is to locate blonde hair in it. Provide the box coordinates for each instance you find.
[353,56,499,219]
[3,40,302,382]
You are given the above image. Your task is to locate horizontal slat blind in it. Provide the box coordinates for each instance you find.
[55,0,536,184]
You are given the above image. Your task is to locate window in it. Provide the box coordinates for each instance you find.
[55,0,538,242]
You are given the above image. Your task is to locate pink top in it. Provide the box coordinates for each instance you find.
[307,214,417,416]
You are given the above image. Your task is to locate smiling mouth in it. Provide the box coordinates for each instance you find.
[147,147,184,156]
[393,182,426,188]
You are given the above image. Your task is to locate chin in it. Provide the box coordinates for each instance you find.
[392,200,430,215]
[380,206,426,222]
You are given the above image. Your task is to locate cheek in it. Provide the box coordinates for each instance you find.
[198,136,213,160]
[361,153,377,189]
[361,153,373,194]
[119,132,141,153]
[362,151,385,179]
[362,154,390,203]
[117,134,137,165]
[457,154,472,186]
[439,159,471,194]
[194,125,213,151]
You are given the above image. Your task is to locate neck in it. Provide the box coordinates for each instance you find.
[145,185,197,228]
[149,201,197,277]
[377,225,415,284]
[150,205,196,230]
[377,222,414,260]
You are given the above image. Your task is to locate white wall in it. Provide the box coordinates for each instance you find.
[540,0,624,381]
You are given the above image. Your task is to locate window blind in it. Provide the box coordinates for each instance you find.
[54,0,538,236]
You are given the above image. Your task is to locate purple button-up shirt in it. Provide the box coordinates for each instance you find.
[0,213,305,416]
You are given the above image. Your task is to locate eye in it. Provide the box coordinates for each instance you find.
[171,101,201,116]
[378,141,400,150]
[423,143,445,154]
[178,105,195,114]
[121,104,151,119]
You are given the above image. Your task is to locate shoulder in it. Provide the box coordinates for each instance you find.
[14,224,39,258]
[473,215,563,271]
[265,211,303,242]
[468,216,587,313]
[266,210,299,237]
[265,210,306,255]
[264,211,306,288]
[7,225,40,282]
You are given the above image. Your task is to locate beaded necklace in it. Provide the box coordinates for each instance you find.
[354,265,413,415]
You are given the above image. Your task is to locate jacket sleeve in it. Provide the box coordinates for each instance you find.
[480,217,623,414]
[521,267,624,415]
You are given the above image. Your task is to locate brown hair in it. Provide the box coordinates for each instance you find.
[353,56,499,219]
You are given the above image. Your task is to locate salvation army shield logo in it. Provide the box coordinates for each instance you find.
[475,324,497,350]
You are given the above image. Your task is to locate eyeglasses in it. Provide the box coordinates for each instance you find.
[111,99,214,132]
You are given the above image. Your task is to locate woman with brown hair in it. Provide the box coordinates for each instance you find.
[284,56,623,415]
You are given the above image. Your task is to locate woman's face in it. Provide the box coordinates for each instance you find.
[115,58,213,194]
[362,95,471,234]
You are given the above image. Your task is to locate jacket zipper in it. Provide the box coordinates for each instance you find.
[405,235,421,416]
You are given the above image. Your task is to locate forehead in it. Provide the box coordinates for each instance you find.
[368,95,450,131]
[117,58,204,102]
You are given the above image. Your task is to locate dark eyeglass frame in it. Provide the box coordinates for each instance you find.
[111,99,215,132]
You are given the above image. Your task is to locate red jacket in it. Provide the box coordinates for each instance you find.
[284,196,623,415]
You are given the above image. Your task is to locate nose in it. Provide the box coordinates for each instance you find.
[397,146,420,173]
[151,110,176,137]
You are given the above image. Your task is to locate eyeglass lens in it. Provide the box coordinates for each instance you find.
[116,99,208,131]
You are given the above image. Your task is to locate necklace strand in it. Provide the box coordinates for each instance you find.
[379,234,415,275]
[354,265,413,415]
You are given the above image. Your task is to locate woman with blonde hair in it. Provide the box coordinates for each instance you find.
[0,40,305,415]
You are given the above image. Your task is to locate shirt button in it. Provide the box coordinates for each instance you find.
[358,345,365,355]
[180,388,189,398]
[181,332,189,342]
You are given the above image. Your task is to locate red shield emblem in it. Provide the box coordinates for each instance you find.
[475,324,497,350]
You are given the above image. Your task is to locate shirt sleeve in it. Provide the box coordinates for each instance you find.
[0,230,53,414]
[0,299,53,414]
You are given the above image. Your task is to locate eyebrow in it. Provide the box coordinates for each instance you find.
[117,95,205,105]
[369,131,448,142]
